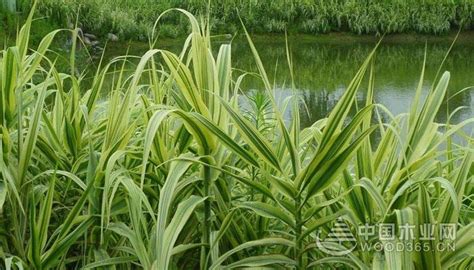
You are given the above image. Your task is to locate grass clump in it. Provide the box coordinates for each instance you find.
[3,0,474,41]
[0,5,473,270]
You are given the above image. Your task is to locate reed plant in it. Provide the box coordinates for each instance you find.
[0,4,473,269]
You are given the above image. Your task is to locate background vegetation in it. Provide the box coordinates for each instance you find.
[2,0,474,41]
[0,4,473,269]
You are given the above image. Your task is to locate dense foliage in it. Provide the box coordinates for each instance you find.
[2,0,474,40]
[0,5,473,270]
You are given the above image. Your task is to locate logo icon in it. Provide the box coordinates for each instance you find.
[316,218,357,255]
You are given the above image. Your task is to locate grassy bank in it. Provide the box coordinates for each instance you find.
[2,0,474,41]
[0,5,473,270]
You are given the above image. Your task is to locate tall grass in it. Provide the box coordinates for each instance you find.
[28,0,474,40]
[0,5,473,270]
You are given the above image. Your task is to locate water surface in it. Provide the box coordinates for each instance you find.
[103,36,474,129]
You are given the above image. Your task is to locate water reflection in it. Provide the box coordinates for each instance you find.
[99,37,473,129]
[232,39,473,128]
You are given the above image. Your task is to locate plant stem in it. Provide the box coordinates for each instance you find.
[295,196,303,270]
[200,162,212,269]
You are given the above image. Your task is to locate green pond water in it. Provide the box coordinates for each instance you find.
[101,36,474,129]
